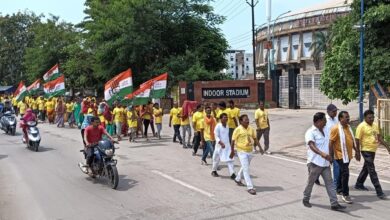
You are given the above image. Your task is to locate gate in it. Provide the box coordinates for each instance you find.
[279,76,289,108]
[378,99,390,137]
[297,73,335,108]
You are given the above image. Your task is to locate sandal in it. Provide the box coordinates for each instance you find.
[235,179,245,186]
[248,189,257,195]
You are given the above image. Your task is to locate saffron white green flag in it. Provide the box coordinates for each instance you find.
[14,81,27,102]
[43,75,65,98]
[27,79,41,95]
[104,69,133,105]
[126,81,152,105]
[140,72,168,98]
[43,64,61,82]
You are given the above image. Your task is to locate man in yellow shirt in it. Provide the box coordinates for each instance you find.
[153,103,163,139]
[66,99,75,128]
[169,102,182,144]
[201,106,216,165]
[37,97,46,122]
[228,100,240,142]
[180,107,192,148]
[113,103,125,141]
[127,105,138,142]
[192,104,204,156]
[355,110,390,199]
[17,99,28,117]
[45,98,55,124]
[231,114,264,195]
[255,101,270,154]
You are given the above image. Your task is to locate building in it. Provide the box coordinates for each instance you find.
[224,50,254,80]
[255,0,352,108]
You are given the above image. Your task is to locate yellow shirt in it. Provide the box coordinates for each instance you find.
[153,107,163,124]
[127,111,138,128]
[38,99,45,110]
[356,122,380,152]
[330,125,354,160]
[113,107,124,123]
[18,102,27,114]
[12,97,17,106]
[45,101,55,111]
[216,108,231,123]
[66,103,74,113]
[30,100,38,110]
[192,111,204,132]
[181,110,190,126]
[170,107,181,125]
[232,125,256,153]
[227,107,240,129]
[202,117,216,141]
[255,108,269,129]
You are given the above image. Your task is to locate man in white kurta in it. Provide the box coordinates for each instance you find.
[211,112,236,179]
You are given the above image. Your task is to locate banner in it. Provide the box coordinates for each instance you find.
[104,68,133,105]
[43,75,65,98]
[126,81,152,105]
[140,72,168,98]
[14,81,27,102]
[43,64,60,82]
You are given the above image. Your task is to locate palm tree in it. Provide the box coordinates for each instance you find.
[310,31,330,70]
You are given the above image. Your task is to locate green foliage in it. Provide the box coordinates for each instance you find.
[310,31,330,70]
[321,0,390,104]
[0,11,40,85]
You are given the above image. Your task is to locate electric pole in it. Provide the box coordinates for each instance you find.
[247,0,258,80]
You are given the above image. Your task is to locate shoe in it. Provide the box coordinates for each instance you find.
[230,173,237,180]
[302,200,312,208]
[265,151,272,155]
[314,179,321,185]
[201,159,208,165]
[336,191,343,196]
[183,144,187,148]
[180,141,183,145]
[211,171,219,177]
[192,152,196,156]
[341,195,353,204]
[234,179,245,186]
[248,189,256,195]
[354,185,369,191]
[331,204,346,211]
[378,193,387,200]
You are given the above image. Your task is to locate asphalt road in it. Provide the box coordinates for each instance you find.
[1,107,390,220]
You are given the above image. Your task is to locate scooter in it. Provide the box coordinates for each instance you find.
[0,111,17,136]
[21,120,41,152]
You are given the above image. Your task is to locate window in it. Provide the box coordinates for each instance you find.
[246,58,249,61]
[246,66,249,69]
[242,70,245,75]
[235,66,238,70]
[230,57,233,61]
[231,65,234,68]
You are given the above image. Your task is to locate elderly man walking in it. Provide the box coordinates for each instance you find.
[303,112,345,211]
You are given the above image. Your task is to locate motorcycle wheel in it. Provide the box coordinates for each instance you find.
[34,142,39,152]
[11,127,15,136]
[106,165,119,189]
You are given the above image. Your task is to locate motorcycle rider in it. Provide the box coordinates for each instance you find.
[20,109,37,142]
[1,99,14,114]
[83,116,116,175]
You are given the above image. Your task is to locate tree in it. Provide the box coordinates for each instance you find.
[0,12,40,85]
[310,31,329,70]
[321,0,390,104]
[81,0,229,91]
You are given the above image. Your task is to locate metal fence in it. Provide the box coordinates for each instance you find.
[378,99,390,137]
[279,76,289,108]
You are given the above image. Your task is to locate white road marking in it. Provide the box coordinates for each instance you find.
[151,170,215,198]
[265,154,390,184]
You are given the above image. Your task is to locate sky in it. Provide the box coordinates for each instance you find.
[0,0,322,52]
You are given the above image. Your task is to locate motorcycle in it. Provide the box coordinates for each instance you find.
[78,140,119,189]
[21,120,41,152]
[0,111,17,136]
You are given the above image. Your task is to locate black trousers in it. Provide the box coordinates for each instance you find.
[336,160,350,196]
[143,119,150,137]
[85,147,95,167]
[356,151,383,195]
[150,119,155,135]
[173,124,182,142]
[81,129,86,146]
[193,131,201,154]
[229,128,234,143]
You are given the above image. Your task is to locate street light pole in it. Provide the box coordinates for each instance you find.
[359,0,364,122]
[269,10,291,72]
[247,0,259,80]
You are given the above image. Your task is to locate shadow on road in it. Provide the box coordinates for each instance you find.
[255,185,284,192]
[0,155,8,160]
[311,203,364,218]
[116,175,138,191]
[37,146,56,152]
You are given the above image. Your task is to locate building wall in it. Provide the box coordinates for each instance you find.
[224,50,253,80]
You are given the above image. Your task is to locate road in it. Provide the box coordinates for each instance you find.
[1,106,390,220]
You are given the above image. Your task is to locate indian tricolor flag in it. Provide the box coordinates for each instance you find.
[27,79,41,95]
[43,75,66,98]
[125,81,152,105]
[140,72,168,98]
[43,64,60,82]
[14,81,27,102]
[104,68,133,104]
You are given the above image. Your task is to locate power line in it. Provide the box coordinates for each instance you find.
[214,0,234,14]
[228,30,253,41]
[224,5,247,23]
[230,35,252,44]
[219,1,245,16]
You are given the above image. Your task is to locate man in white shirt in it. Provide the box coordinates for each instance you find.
[303,112,345,211]
[211,113,236,179]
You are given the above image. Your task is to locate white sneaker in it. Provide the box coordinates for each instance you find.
[265,151,272,155]
[341,195,353,204]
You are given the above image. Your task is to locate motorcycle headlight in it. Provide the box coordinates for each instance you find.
[105,149,114,157]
